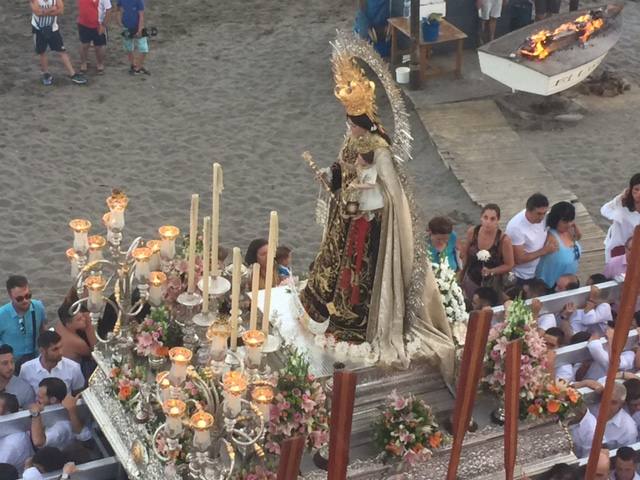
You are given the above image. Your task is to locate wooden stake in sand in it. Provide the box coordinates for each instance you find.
[504,339,522,480]
[585,226,640,479]
[446,308,493,480]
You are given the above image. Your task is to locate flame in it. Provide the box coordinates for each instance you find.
[518,11,605,60]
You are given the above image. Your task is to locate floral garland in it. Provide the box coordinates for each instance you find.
[429,253,468,345]
[265,350,329,455]
[313,333,378,363]
[373,389,447,466]
[483,298,583,419]
[133,306,183,358]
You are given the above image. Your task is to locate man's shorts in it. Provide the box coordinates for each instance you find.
[478,0,503,19]
[534,0,561,15]
[122,29,149,53]
[32,27,65,54]
[78,23,107,46]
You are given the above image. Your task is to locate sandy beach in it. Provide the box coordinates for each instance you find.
[0,0,479,314]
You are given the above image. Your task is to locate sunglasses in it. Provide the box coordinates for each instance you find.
[573,244,581,261]
[14,293,32,303]
[18,316,26,335]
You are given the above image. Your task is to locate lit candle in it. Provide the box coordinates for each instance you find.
[169,347,192,385]
[223,371,247,418]
[106,190,128,230]
[163,399,186,437]
[84,275,106,312]
[102,213,114,244]
[132,247,152,282]
[190,411,214,450]
[88,235,106,263]
[241,329,266,369]
[251,385,274,421]
[262,211,278,335]
[249,263,260,331]
[211,163,224,277]
[158,225,180,261]
[146,240,161,271]
[156,371,171,402]
[69,219,91,255]
[148,271,167,307]
[66,248,79,279]
[206,322,229,362]
[230,247,242,351]
[201,216,211,313]
[187,194,199,294]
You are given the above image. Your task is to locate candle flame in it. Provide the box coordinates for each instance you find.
[159,225,180,240]
[69,218,92,233]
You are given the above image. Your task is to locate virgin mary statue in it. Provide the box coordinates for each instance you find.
[300,52,455,377]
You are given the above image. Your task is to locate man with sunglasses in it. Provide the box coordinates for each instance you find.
[0,275,47,371]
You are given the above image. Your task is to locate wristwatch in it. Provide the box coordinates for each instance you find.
[61,474,70,480]
[30,410,40,418]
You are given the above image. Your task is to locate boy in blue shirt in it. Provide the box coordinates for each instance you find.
[117,0,149,74]
[0,276,46,370]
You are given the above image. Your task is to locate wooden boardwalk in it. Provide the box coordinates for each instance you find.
[417,99,605,281]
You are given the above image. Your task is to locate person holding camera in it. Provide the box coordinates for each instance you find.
[117,0,149,75]
[30,0,88,85]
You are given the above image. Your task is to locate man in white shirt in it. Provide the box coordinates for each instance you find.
[0,345,36,408]
[0,393,34,472]
[29,377,91,449]
[612,446,640,480]
[21,447,76,480]
[569,404,597,458]
[19,330,85,397]
[505,193,556,282]
[603,383,638,449]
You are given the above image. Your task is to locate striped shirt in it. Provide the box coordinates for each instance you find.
[31,0,59,31]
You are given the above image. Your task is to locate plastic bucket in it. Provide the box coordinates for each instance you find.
[395,66,410,84]
[422,20,440,42]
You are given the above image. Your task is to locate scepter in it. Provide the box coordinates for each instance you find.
[302,151,336,200]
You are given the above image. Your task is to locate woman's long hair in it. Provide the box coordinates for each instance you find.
[245,238,268,265]
[348,114,392,145]
[622,173,640,212]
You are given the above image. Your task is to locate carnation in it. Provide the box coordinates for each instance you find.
[476,249,491,262]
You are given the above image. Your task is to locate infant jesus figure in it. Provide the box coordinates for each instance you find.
[339,151,385,305]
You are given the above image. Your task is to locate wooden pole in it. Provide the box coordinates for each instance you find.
[504,339,522,480]
[328,368,357,480]
[276,436,305,480]
[446,308,493,480]
[409,0,422,89]
[585,226,640,479]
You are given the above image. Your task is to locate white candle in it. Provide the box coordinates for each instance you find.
[85,275,105,312]
[211,163,224,277]
[66,248,78,279]
[106,191,128,230]
[193,427,211,450]
[201,217,211,313]
[102,213,113,244]
[169,347,192,386]
[163,399,185,437]
[187,194,199,294]
[241,330,265,370]
[148,272,167,307]
[209,332,227,355]
[224,391,242,418]
[251,386,274,422]
[132,247,152,283]
[147,240,161,271]
[88,235,106,263]
[70,219,91,255]
[191,412,213,450]
[158,226,180,261]
[230,247,241,351]
[111,210,125,230]
[157,372,171,402]
[262,211,278,335]
[249,263,260,331]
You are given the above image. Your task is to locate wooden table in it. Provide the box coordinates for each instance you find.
[388,16,467,81]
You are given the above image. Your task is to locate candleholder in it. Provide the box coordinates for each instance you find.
[241,330,265,372]
[158,225,180,269]
[106,189,128,230]
[177,291,203,352]
[222,371,248,418]
[169,347,193,386]
[102,212,114,245]
[69,218,91,255]
[197,275,231,298]
[146,239,161,271]
[190,411,214,451]
[162,398,186,437]
[250,385,274,422]
[206,320,229,375]
[132,246,152,283]
[156,371,172,402]
[85,275,106,313]
[88,235,107,266]
[148,271,167,307]
[66,248,79,279]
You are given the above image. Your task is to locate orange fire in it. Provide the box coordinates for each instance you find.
[519,12,605,60]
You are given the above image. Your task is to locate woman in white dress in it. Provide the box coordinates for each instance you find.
[601,174,640,262]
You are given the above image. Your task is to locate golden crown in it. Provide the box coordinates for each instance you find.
[333,54,378,122]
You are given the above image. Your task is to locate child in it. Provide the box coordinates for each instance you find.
[117,0,149,74]
[349,151,384,220]
[276,245,292,281]
[427,216,460,271]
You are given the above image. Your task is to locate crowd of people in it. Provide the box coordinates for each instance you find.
[30,0,148,86]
